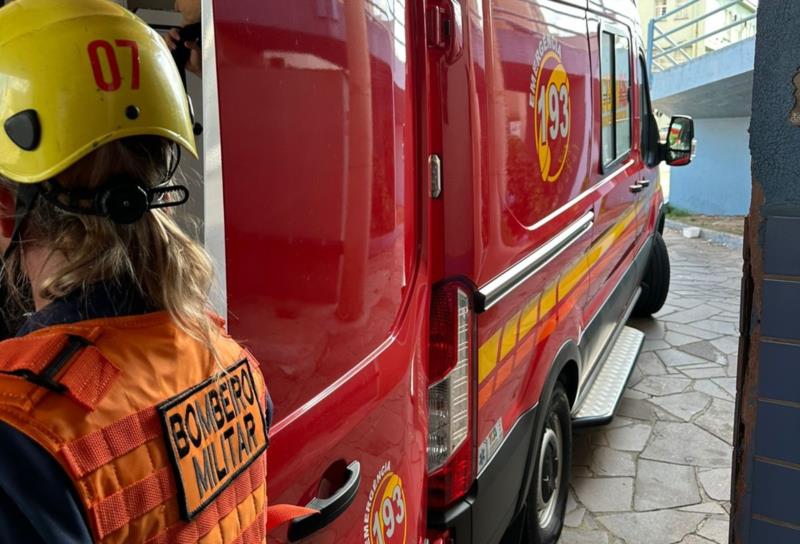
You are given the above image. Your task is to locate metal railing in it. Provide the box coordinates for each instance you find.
[647,0,757,78]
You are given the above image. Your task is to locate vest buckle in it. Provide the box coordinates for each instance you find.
[11,368,67,393]
[10,335,89,393]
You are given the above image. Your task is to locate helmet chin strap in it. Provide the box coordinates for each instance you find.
[3,184,39,261]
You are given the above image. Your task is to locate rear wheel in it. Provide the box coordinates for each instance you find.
[633,232,670,316]
[526,382,572,544]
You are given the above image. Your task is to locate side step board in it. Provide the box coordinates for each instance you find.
[573,326,645,427]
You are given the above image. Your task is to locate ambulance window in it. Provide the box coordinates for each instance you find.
[639,56,647,150]
[600,33,615,165]
[614,36,631,157]
[639,55,657,165]
[599,28,632,170]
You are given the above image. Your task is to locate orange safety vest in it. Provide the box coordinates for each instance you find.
[0,312,272,543]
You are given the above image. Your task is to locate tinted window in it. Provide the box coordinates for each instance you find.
[599,29,631,168]
[639,55,657,166]
[640,56,648,150]
[615,35,631,157]
[600,32,615,165]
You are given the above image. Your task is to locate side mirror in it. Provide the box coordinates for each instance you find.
[663,115,696,166]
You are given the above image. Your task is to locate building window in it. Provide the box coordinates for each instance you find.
[600,29,632,169]
[675,0,690,20]
[656,0,667,17]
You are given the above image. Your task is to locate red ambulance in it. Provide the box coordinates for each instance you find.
[197,0,695,542]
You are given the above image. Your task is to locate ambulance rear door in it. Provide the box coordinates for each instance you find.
[207,1,428,542]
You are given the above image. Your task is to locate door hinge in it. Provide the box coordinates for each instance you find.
[426,1,463,60]
[429,154,442,198]
[426,6,449,49]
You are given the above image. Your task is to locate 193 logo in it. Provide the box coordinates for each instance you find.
[363,462,406,544]
[529,36,571,183]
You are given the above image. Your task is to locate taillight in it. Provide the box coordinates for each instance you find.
[427,282,474,508]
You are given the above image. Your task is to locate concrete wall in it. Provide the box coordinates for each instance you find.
[669,117,751,215]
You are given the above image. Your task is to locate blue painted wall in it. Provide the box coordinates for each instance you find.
[669,117,751,216]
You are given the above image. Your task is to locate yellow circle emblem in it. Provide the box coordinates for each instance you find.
[532,50,571,183]
[367,472,407,544]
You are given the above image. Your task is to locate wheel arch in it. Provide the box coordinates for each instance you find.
[515,340,581,515]
[657,204,666,234]
[557,358,580,409]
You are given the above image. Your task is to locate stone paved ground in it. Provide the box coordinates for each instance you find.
[559,229,743,544]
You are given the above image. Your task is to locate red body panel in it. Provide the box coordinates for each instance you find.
[213,2,428,541]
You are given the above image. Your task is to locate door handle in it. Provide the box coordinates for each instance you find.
[287,460,361,541]
[639,179,651,187]
[629,183,643,194]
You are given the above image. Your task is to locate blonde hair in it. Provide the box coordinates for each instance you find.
[2,136,218,348]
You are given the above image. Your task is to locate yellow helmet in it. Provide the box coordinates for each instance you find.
[0,0,197,184]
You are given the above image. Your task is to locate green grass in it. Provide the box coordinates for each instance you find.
[665,204,691,218]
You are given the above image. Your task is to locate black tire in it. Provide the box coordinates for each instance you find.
[633,232,670,316]
[525,382,572,544]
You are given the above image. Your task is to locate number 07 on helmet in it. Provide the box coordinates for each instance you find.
[0,0,197,185]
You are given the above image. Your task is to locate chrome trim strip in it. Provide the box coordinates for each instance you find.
[202,0,228,320]
[476,211,594,313]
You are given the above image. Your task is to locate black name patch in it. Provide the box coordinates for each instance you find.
[158,359,268,520]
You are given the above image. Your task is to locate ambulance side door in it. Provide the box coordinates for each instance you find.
[582,17,642,374]
[208,1,428,542]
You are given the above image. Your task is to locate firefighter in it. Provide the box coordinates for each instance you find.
[0,0,278,541]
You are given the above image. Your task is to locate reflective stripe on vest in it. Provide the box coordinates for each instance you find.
[0,312,269,544]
